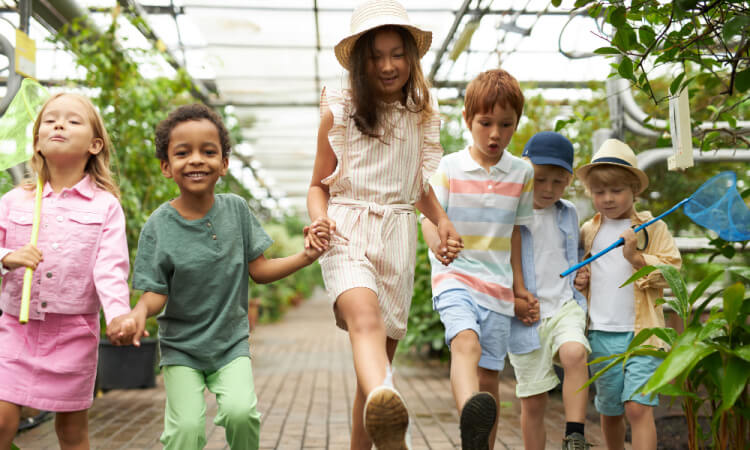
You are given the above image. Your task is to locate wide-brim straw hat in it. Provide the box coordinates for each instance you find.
[577,139,650,195]
[334,0,432,71]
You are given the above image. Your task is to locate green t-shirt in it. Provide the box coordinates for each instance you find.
[133,193,273,372]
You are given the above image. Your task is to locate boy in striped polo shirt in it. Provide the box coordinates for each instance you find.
[422,69,536,450]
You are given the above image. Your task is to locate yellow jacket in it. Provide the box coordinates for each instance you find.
[580,209,682,348]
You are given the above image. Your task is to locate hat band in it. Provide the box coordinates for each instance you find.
[594,156,633,167]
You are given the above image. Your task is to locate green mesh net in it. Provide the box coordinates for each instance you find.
[0,78,49,170]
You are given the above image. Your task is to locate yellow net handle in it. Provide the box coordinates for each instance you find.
[19,176,42,324]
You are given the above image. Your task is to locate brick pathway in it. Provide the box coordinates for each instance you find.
[14,291,615,449]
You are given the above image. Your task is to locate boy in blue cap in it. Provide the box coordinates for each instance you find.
[508,131,591,450]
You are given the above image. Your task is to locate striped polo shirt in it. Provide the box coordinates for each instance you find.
[428,147,534,316]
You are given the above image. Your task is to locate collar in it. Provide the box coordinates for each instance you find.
[590,208,653,227]
[457,146,512,173]
[42,174,96,199]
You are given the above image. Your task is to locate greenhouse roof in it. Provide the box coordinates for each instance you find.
[0,0,614,214]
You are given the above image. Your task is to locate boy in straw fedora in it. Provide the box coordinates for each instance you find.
[575,139,681,450]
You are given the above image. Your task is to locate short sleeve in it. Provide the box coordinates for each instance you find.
[243,203,273,262]
[132,220,169,295]
[420,96,443,194]
[429,157,450,211]
[515,160,535,226]
[320,87,350,187]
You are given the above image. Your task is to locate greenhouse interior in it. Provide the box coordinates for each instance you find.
[0,1,748,449]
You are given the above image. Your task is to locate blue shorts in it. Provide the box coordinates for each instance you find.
[588,330,661,416]
[433,289,510,371]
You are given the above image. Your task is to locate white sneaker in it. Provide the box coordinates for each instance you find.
[364,385,410,450]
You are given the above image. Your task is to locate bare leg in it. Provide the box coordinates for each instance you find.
[0,401,21,450]
[600,414,626,450]
[55,410,90,450]
[450,329,482,411]
[625,402,656,450]
[478,368,500,450]
[519,393,547,450]
[558,342,589,424]
[351,338,399,450]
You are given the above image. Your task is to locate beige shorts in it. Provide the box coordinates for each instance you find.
[508,300,590,398]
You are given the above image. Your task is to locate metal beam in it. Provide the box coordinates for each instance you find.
[428,0,472,82]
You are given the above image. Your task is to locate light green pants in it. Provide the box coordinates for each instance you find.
[160,356,261,450]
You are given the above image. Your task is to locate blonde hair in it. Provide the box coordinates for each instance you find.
[581,165,641,196]
[349,25,433,140]
[531,162,573,185]
[28,93,120,198]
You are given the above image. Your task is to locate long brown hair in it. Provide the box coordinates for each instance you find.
[349,25,433,140]
[28,93,120,198]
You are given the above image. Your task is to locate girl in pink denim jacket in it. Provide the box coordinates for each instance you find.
[0,93,130,449]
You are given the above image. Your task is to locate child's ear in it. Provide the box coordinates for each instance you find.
[160,159,173,178]
[462,109,472,130]
[88,137,104,155]
[219,157,229,176]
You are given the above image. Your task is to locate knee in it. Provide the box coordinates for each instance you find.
[450,330,481,355]
[171,414,205,440]
[344,312,383,336]
[624,402,653,424]
[522,393,547,416]
[559,343,587,369]
[221,398,261,428]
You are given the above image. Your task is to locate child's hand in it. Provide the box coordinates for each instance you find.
[574,265,590,291]
[305,216,336,252]
[303,232,325,261]
[2,244,43,271]
[514,290,539,325]
[106,309,149,347]
[434,218,463,266]
[620,228,646,269]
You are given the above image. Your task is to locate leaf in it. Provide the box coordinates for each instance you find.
[638,25,656,47]
[718,357,750,414]
[609,6,627,27]
[722,282,745,325]
[621,265,659,287]
[736,68,750,93]
[654,383,701,399]
[659,265,688,306]
[617,57,635,81]
[582,356,624,390]
[734,345,750,362]
[723,15,750,41]
[642,342,715,394]
[551,0,562,6]
[688,269,724,305]
[594,46,622,55]
[670,72,685,95]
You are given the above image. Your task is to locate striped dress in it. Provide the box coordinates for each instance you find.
[318,88,442,339]
[429,148,534,317]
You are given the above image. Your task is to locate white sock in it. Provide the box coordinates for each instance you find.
[383,364,394,388]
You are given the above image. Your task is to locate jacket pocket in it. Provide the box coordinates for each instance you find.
[67,212,104,248]
[7,210,33,248]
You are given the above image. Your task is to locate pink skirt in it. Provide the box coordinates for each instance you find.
[0,311,100,412]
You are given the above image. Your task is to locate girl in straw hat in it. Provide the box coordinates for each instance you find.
[306,0,462,448]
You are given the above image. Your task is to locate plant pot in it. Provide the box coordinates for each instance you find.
[96,338,158,391]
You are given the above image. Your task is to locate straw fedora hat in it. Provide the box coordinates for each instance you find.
[577,139,649,195]
[334,0,432,71]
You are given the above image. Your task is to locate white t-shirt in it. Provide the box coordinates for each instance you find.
[589,217,635,331]
[532,206,574,319]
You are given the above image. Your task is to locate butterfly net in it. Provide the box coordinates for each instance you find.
[0,79,49,171]
[684,171,750,242]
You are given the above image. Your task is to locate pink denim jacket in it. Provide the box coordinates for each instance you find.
[0,175,130,324]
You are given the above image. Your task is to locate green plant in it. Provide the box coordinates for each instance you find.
[585,264,750,449]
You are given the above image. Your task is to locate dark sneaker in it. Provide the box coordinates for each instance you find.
[562,432,591,450]
[364,385,410,450]
[460,392,497,450]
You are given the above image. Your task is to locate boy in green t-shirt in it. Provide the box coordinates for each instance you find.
[108,104,324,450]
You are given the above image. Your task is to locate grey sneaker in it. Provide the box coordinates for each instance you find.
[364,385,410,450]
[562,432,591,450]
[459,392,497,450]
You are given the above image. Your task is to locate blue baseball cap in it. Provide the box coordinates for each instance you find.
[522,131,574,173]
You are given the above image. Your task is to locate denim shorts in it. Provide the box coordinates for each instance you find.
[433,289,511,371]
[588,330,661,416]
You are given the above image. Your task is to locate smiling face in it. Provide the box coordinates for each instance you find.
[465,103,518,169]
[35,95,102,169]
[532,164,571,209]
[160,119,228,199]
[366,28,411,103]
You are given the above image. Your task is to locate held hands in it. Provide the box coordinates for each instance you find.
[106,307,149,347]
[431,218,463,266]
[574,265,590,291]
[304,216,336,252]
[514,289,539,326]
[2,244,43,271]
